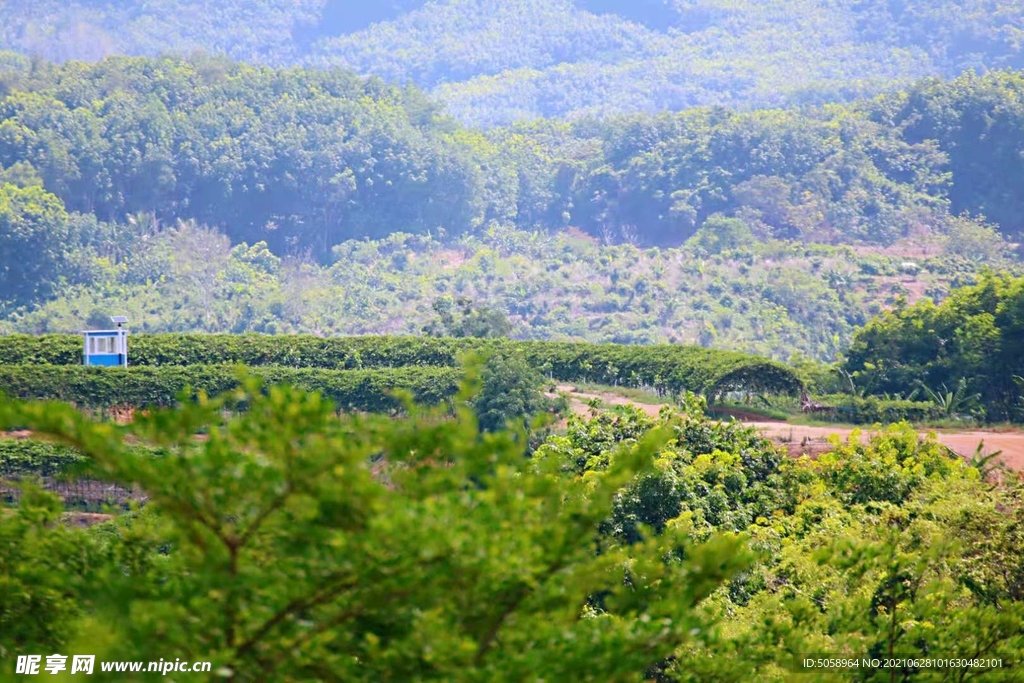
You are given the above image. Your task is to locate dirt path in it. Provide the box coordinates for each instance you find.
[553,385,1024,471]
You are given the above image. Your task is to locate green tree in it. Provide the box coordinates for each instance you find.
[0,486,93,660]
[686,214,754,255]
[424,296,513,339]
[0,183,70,311]
[844,272,1024,422]
[469,352,555,433]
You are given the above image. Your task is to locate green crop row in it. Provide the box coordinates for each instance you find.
[0,334,803,397]
[0,438,161,510]
[0,334,460,369]
[0,438,87,477]
[0,437,174,478]
[0,365,462,412]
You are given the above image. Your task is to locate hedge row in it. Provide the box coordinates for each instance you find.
[0,365,462,412]
[0,334,458,369]
[518,343,802,398]
[0,334,804,397]
[0,438,155,510]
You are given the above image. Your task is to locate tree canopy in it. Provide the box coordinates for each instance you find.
[0,183,71,313]
[843,272,1024,422]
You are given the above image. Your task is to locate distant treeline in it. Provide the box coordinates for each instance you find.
[1,55,1022,358]
[2,0,1022,123]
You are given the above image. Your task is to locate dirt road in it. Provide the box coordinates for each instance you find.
[741,420,1024,469]
[554,386,1024,471]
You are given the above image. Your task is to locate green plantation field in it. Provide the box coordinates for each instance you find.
[2,323,1024,680]
[0,333,800,490]
[0,364,462,412]
[0,334,802,496]
[0,438,88,477]
[0,334,804,407]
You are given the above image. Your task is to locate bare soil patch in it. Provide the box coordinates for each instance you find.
[435,249,468,269]
[709,407,786,423]
[549,384,665,429]
[743,422,1024,469]
[63,511,116,527]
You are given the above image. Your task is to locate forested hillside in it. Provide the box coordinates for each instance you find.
[1,1,1022,124]
[0,55,1021,359]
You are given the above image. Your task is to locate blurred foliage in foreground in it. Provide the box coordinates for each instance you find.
[1,376,1022,680]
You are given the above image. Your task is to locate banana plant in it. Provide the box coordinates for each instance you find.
[918,377,981,419]
[838,368,872,398]
[966,440,1004,479]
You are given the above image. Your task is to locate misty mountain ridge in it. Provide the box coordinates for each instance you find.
[1,0,1021,124]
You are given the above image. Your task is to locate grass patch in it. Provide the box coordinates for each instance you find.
[568,383,669,406]
[707,401,792,421]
